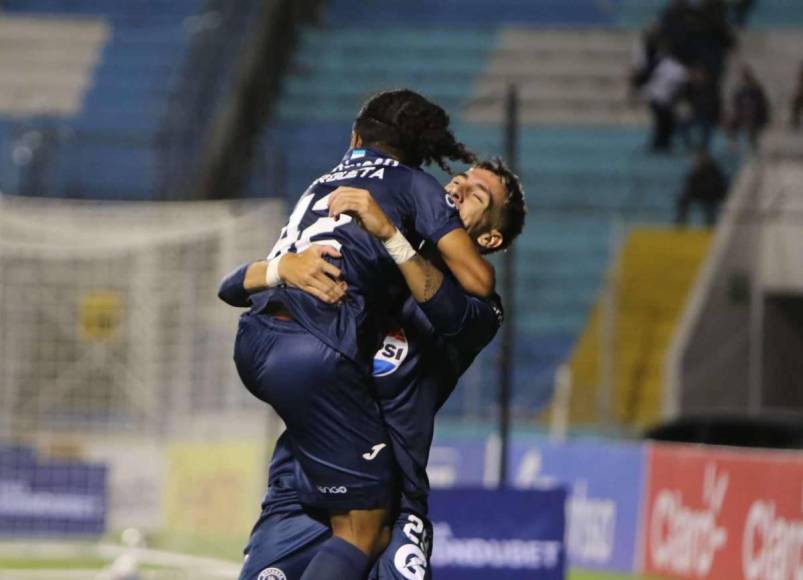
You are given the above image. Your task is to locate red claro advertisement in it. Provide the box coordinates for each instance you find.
[642,443,803,580]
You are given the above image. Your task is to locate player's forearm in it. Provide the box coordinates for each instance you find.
[218,263,253,307]
[451,258,495,298]
[397,254,445,303]
[218,261,271,307]
[243,261,269,292]
[436,229,496,298]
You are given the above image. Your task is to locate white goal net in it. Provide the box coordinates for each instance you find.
[0,194,286,571]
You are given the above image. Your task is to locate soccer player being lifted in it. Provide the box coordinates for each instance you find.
[229,89,499,579]
[220,158,526,579]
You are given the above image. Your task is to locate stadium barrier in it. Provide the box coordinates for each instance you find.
[429,487,567,580]
[431,433,803,579]
[0,445,107,537]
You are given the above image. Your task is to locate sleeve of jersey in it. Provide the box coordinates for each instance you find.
[409,171,463,244]
[418,276,503,351]
[217,263,251,307]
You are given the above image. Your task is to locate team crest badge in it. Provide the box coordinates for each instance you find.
[257,567,287,580]
[373,328,408,377]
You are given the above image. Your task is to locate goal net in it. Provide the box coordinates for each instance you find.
[0,193,286,569]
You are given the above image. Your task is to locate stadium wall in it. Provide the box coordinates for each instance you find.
[429,433,803,578]
[666,135,803,418]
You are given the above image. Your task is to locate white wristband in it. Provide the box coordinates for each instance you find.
[383,229,417,264]
[265,257,283,288]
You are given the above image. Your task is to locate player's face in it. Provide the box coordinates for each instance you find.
[445,167,506,252]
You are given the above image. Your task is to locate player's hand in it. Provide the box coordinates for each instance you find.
[328,186,397,241]
[279,245,347,304]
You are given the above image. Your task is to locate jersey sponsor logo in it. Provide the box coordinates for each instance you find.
[257,567,287,580]
[350,149,366,160]
[373,328,408,377]
[317,485,348,494]
[362,443,387,461]
[394,544,428,580]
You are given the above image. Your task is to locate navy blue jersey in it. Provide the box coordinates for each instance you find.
[249,147,462,367]
[219,260,502,515]
[374,273,503,514]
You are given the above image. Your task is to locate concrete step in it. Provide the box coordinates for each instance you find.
[500,28,637,51]
[465,103,648,126]
[0,15,108,43]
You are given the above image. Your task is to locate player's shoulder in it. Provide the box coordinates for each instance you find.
[408,167,446,195]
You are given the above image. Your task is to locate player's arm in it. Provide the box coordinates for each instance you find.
[408,171,495,298]
[218,263,252,307]
[217,246,347,306]
[328,185,498,338]
[435,228,495,298]
[329,186,447,303]
[432,292,504,410]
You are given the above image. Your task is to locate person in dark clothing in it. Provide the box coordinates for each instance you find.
[727,0,756,27]
[630,23,661,95]
[697,0,736,85]
[727,64,771,149]
[645,44,689,152]
[658,0,697,65]
[792,62,803,130]
[681,65,722,151]
[675,150,729,226]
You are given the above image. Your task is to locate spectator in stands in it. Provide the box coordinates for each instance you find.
[726,0,755,27]
[697,0,736,86]
[630,23,661,100]
[658,0,696,65]
[675,149,729,226]
[726,64,771,148]
[680,65,722,151]
[645,45,689,152]
[792,61,803,130]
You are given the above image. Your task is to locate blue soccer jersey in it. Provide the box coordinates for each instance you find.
[249,147,462,367]
[221,248,502,578]
[220,262,502,514]
[370,271,503,514]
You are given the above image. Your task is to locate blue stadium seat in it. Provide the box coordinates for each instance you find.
[2,0,202,199]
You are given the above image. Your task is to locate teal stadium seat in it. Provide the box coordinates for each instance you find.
[617,0,803,28]
[1,0,204,198]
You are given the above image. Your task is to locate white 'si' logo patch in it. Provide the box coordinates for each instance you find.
[373,328,408,377]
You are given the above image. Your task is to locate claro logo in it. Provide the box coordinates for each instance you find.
[650,464,729,577]
[743,499,803,580]
[317,486,348,494]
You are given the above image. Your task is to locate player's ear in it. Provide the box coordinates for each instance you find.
[476,229,503,252]
[350,130,363,148]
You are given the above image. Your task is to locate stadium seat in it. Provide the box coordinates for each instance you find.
[0,0,204,199]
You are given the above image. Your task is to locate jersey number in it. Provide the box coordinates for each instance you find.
[267,191,352,260]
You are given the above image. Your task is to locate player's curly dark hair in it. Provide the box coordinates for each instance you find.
[473,157,526,253]
[354,89,476,173]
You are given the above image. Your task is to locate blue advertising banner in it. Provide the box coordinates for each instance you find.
[509,437,647,573]
[0,445,107,536]
[429,487,567,580]
[428,434,488,487]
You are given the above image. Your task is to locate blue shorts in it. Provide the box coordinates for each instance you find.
[234,312,396,511]
[239,480,432,580]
